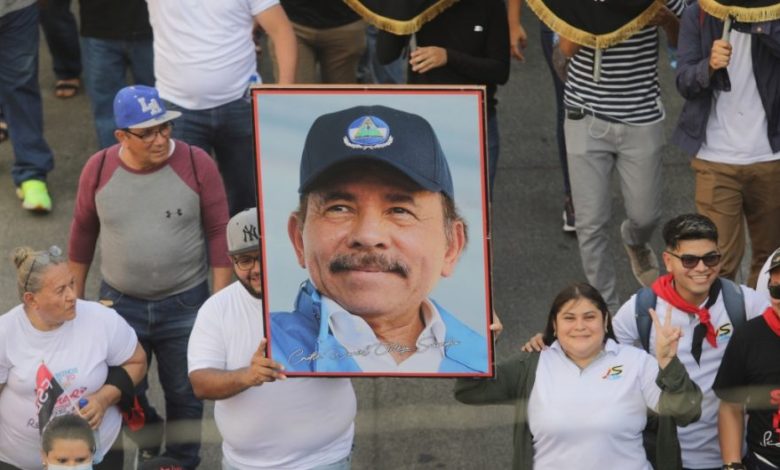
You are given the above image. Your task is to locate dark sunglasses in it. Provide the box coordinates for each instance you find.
[665,251,722,269]
[769,284,780,300]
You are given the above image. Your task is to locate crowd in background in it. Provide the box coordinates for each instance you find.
[0,0,778,469]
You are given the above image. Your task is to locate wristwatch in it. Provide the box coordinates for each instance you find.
[722,463,746,470]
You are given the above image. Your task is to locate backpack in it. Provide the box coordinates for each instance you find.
[634,277,746,352]
[633,277,745,469]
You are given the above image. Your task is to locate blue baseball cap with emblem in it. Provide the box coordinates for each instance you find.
[298,105,454,200]
[113,85,181,129]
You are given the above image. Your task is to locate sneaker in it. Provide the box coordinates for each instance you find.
[562,195,576,233]
[624,241,660,287]
[16,180,52,212]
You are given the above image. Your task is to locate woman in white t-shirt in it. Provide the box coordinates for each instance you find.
[0,246,146,470]
[455,283,703,470]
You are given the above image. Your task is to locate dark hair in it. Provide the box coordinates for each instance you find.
[41,414,96,455]
[662,214,718,250]
[295,160,468,248]
[542,282,616,346]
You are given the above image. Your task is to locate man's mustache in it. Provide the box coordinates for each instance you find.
[329,253,409,278]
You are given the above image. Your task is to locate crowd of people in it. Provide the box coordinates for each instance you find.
[0,0,778,469]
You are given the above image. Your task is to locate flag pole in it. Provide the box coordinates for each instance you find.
[593,48,603,82]
[721,16,732,42]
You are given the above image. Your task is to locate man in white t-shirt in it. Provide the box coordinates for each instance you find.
[188,208,356,470]
[673,3,780,288]
[145,0,297,215]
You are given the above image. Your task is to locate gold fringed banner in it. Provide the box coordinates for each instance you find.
[343,0,459,35]
[699,0,780,22]
[525,0,665,49]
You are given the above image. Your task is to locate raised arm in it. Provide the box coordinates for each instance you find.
[648,305,702,427]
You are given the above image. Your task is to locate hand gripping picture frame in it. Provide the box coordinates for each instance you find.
[252,86,494,378]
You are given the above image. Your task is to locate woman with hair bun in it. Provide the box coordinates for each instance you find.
[0,246,146,470]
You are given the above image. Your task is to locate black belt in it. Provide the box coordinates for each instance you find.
[566,107,621,124]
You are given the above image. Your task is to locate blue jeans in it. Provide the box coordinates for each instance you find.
[38,0,81,80]
[166,98,255,215]
[0,4,54,186]
[81,37,154,148]
[99,281,208,470]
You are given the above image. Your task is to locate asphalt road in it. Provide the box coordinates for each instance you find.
[0,11,721,470]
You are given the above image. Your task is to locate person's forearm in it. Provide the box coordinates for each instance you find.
[718,401,745,463]
[507,0,522,28]
[189,368,251,400]
[122,343,147,386]
[68,261,90,299]
[211,267,233,294]
[257,5,297,83]
[93,384,122,408]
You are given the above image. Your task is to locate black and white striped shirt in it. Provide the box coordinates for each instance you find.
[563,0,685,125]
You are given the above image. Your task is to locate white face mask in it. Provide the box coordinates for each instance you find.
[46,464,92,470]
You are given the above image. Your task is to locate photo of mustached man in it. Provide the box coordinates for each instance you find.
[268,103,489,374]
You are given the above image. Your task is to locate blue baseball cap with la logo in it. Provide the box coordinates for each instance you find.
[113,85,181,129]
[298,105,454,200]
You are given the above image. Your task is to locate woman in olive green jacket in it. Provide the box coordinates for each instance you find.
[455,283,702,470]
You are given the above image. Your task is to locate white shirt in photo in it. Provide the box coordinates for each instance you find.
[326,297,447,372]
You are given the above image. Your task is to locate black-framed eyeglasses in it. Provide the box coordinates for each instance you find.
[769,284,780,300]
[24,245,62,293]
[665,251,722,269]
[124,122,173,143]
[233,254,259,271]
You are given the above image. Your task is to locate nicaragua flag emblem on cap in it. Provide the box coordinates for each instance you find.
[344,115,393,149]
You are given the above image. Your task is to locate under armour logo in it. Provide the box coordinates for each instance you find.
[243,225,259,242]
[165,209,183,218]
[137,97,162,115]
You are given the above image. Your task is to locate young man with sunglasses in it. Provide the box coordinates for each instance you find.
[68,85,233,468]
[612,213,770,470]
[713,247,780,470]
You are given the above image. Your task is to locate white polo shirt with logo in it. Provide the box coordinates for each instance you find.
[528,339,660,470]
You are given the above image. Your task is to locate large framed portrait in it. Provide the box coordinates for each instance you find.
[252,86,494,377]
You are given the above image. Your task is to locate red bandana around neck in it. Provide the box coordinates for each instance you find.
[763,307,780,337]
[651,274,718,348]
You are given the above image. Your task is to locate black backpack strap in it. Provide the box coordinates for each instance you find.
[719,277,746,330]
[635,287,657,352]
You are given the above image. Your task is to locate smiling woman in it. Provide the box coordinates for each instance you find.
[455,283,703,470]
[0,246,146,470]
